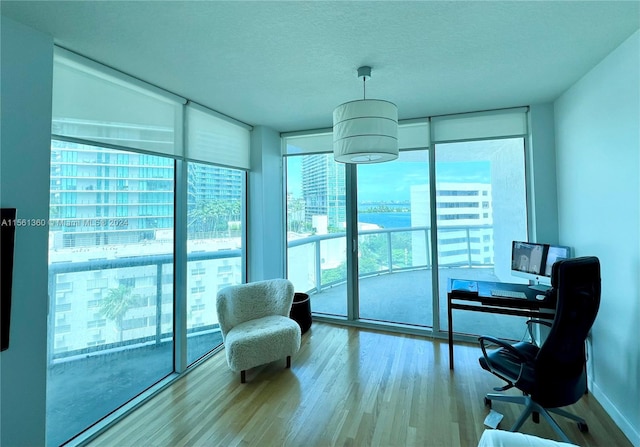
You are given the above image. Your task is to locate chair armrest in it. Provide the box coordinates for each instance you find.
[479,336,529,362]
[478,336,528,384]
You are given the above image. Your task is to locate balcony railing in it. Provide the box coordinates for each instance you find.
[47,249,241,363]
[47,224,492,362]
[288,224,494,295]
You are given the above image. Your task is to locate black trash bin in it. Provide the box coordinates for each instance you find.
[290,292,312,334]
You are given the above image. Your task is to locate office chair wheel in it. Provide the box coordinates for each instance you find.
[484,397,492,408]
[577,422,589,433]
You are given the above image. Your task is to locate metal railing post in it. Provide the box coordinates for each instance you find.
[315,238,322,293]
[155,262,162,345]
[466,227,472,267]
[387,231,393,273]
[426,228,431,268]
[47,271,56,365]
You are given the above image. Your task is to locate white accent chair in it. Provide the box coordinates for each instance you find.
[216,279,301,383]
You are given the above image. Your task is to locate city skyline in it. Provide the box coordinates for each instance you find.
[288,156,491,203]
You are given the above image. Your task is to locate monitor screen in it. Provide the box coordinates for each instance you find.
[511,240,572,287]
[544,244,572,277]
[511,241,547,277]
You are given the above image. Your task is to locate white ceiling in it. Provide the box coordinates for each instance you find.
[2,1,639,133]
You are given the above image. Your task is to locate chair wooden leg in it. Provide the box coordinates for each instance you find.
[286,356,291,369]
[241,370,246,383]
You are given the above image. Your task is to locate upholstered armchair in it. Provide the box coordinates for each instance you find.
[216,279,302,383]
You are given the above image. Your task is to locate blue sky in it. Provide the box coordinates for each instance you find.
[287,158,490,202]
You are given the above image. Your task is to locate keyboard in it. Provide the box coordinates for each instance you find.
[490,289,527,299]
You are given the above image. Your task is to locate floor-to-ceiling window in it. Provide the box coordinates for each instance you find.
[47,142,176,446]
[284,110,530,337]
[186,163,245,365]
[286,148,348,317]
[284,122,434,325]
[46,48,248,446]
[434,138,528,339]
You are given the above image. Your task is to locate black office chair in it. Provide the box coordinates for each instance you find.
[478,256,601,443]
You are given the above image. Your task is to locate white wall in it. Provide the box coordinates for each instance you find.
[554,30,640,446]
[0,16,53,447]
[248,126,285,281]
[528,103,559,245]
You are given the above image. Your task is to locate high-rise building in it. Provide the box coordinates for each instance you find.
[49,141,174,248]
[48,140,244,353]
[411,182,494,266]
[49,141,244,249]
[301,155,345,230]
[187,163,243,203]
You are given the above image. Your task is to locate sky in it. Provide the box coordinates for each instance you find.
[287,157,491,203]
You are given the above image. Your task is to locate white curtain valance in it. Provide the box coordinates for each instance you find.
[52,47,184,156]
[53,47,252,169]
[186,103,251,170]
[431,107,528,143]
[283,131,333,155]
[284,120,431,155]
[285,107,526,155]
[397,120,430,150]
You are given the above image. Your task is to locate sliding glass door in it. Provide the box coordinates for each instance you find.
[285,149,436,327]
[356,150,432,326]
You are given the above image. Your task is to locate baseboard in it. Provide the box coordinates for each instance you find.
[590,380,640,446]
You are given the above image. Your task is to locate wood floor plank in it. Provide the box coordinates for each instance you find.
[88,322,632,447]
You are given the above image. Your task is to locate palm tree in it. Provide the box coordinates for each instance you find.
[188,199,242,236]
[100,285,134,342]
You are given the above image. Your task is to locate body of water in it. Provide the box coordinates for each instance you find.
[358,212,411,229]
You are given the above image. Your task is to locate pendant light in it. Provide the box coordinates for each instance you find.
[333,66,398,163]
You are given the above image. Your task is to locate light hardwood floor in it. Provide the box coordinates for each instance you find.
[89,322,631,447]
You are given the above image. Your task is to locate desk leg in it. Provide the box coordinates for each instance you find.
[448,294,454,369]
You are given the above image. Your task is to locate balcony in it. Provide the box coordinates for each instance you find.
[288,225,525,339]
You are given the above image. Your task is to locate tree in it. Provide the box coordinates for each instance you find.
[358,234,387,274]
[188,199,242,236]
[287,197,306,233]
[322,262,347,286]
[100,285,134,342]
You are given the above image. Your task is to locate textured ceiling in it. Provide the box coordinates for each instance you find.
[2,1,639,133]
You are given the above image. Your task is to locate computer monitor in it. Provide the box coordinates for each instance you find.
[511,241,547,283]
[543,244,572,277]
[511,240,572,290]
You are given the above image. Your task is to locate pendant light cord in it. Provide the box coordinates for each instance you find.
[363,76,367,100]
